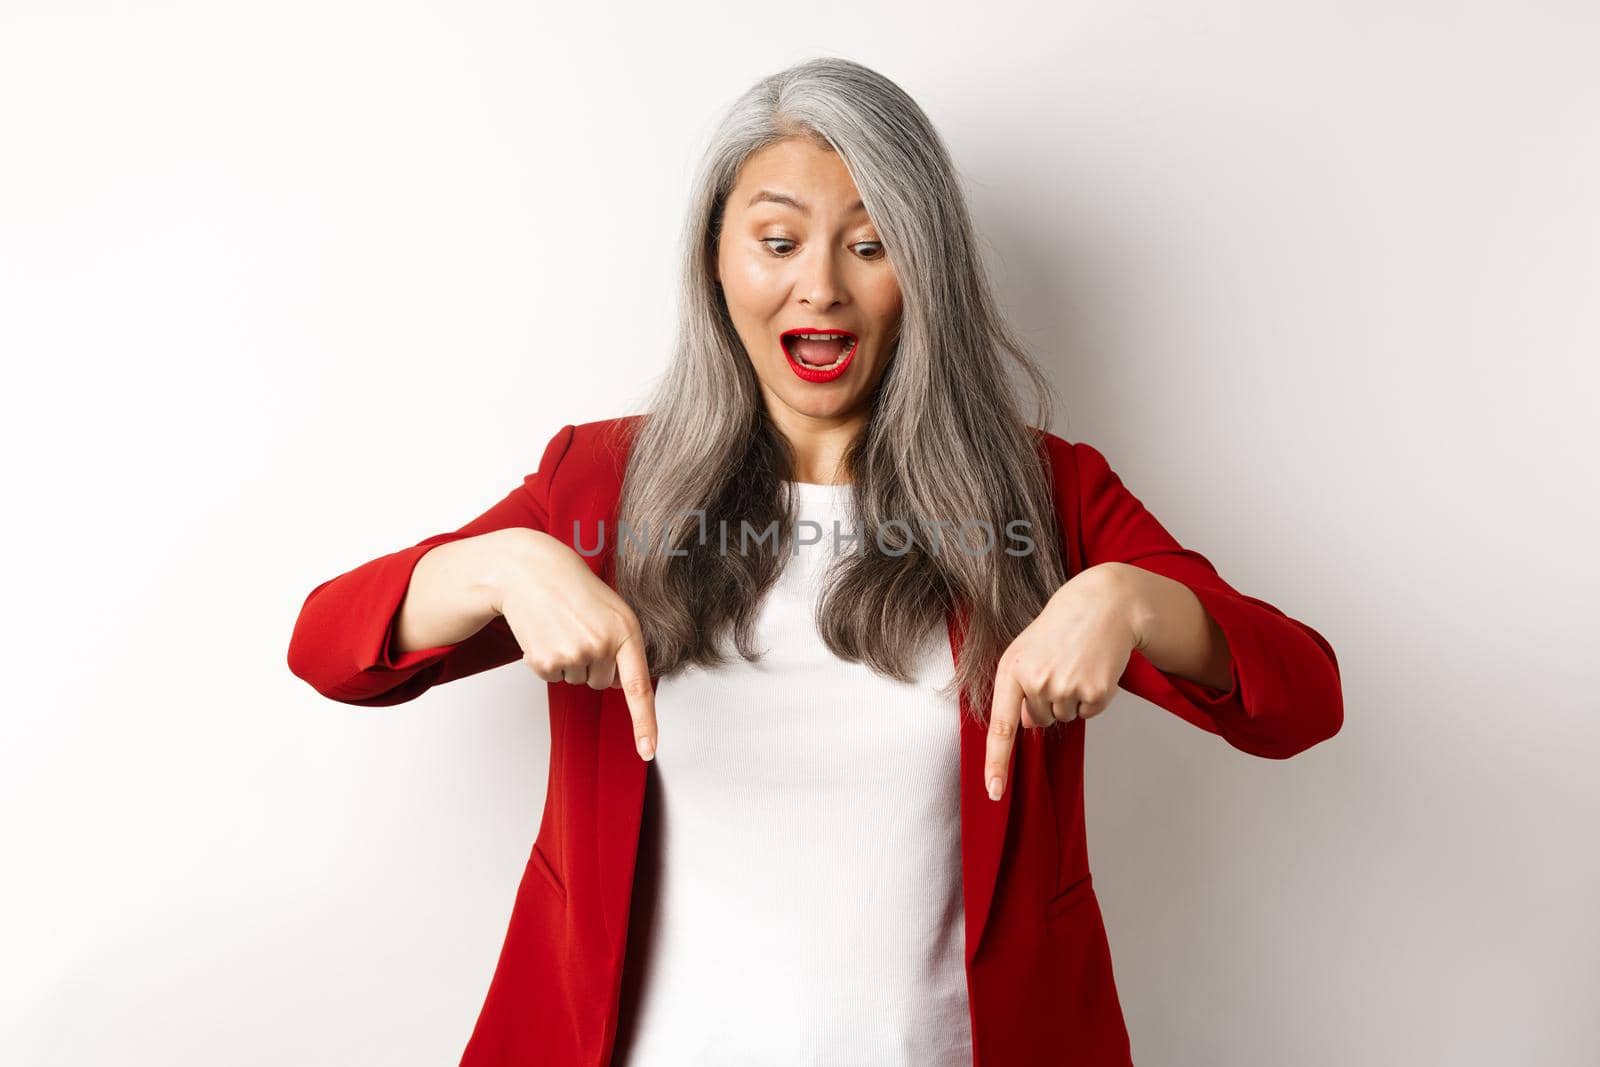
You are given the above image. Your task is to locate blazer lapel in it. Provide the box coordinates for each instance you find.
[570,426,652,958]
[949,604,1016,966]
[597,682,651,955]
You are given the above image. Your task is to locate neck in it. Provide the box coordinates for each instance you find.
[764,403,866,485]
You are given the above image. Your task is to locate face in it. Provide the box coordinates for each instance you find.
[713,137,904,436]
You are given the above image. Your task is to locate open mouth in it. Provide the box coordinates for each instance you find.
[781,329,859,370]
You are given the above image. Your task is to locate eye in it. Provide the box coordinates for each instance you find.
[760,238,887,260]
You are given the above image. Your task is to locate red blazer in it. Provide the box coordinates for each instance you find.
[287,415,1343,1066]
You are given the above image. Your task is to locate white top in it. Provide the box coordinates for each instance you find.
[617,480,973,1065]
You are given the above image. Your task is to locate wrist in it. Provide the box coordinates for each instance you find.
[1070,562,1154,652]
[471,527,550,616]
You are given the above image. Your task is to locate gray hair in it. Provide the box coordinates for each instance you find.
[609,56,1069,720]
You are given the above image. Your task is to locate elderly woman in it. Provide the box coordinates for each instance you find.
[288,57,1342,1067]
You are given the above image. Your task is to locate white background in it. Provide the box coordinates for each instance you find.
[3,2,1596,1064]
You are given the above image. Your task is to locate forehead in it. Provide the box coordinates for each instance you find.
[729,138,868,217]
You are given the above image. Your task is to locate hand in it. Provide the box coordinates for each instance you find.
[984,563,1142,800]
[487,530,659,762]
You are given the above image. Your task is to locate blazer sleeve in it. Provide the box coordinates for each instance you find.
[286,424,576,707]
[1071,439,1343,759]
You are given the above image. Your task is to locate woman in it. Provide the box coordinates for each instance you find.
[288,57,1343,1067]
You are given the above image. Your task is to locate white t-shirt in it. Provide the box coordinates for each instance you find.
[615,480,973,1066]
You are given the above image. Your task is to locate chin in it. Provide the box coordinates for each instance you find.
[777,387,859,419]
[786,392,847,413]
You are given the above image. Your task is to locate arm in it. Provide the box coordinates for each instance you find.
[1070,439,1343,759]
[1101,560,1236,692]
[285,424,576,707]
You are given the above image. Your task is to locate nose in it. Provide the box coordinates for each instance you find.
[796,244,847,310]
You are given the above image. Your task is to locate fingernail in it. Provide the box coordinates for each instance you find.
[987,776,1003,801]
[637,736,655,761]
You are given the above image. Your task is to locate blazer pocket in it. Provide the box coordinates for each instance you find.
[1044,871,1094,922]
[529,840,568,903]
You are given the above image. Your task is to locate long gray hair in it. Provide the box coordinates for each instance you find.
[610,56,1069,720]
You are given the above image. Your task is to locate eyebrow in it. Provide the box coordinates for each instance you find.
[747,189,866,216]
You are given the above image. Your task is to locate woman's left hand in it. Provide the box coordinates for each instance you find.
[983,562,1142,801]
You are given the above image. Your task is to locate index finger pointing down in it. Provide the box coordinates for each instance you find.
[985,665,1024,800]
[615,628,657,762]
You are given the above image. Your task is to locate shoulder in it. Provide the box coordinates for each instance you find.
[569,413,645,454]
[534,414,645,482]
[1024,425,1112,491]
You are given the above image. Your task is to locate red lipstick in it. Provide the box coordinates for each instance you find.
[781,328,859,384]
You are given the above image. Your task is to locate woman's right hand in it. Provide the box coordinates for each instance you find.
[485,528,658,761]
